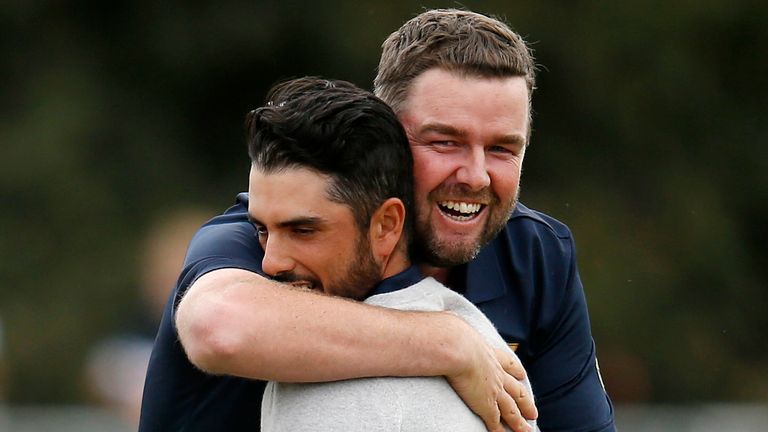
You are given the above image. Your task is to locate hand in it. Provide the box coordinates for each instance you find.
[495,347,537,431]
[446,340,537,432]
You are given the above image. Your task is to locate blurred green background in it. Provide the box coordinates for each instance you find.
[1,0,766,412]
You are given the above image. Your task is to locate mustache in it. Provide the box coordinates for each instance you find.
[429,184,499,204]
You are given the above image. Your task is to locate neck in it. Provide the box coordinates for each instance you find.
[417,264,451,284]
[381,251,411,279]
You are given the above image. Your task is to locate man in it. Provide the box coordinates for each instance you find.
[141,8,613,432]
[373,10,615,430]
[245,76,536,431]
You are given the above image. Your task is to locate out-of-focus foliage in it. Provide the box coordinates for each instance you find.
[0,0,765,404]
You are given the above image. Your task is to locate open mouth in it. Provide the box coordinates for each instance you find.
[287,280,316,290]
[438,200,484,221]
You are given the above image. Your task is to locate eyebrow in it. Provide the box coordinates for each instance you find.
[277,216,325,229]
[419,122,526,146]
[248,215,326,229]
[419,122,467,138]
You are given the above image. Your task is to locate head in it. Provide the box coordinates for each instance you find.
[374,8,536,120]
[246,77,414,299]
[374,9,536,268]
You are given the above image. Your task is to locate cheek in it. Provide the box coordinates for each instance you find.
[412,171,440,206]
[412,152,452,193]
[489,163,521,198]
[327,236,359,265]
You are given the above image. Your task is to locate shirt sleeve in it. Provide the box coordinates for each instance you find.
[170,204,266,316]
[527,234,615,432]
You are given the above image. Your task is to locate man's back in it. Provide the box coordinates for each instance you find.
[261,276,536,431]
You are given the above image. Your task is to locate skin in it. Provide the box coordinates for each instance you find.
[397,68,528,281]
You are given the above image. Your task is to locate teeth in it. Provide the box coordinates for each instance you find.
[288,281,314,290]
[440,201,481,214]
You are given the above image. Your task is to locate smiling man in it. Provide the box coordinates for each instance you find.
[371,11,615,430]
[244,77,535,431]
[141,8,614,432]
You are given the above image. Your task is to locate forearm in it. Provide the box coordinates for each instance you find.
[176,268,467,382]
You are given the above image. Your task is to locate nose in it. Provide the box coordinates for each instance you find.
[261,236,295,277]
[455,146,491,190]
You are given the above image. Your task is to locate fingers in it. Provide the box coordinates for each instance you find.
[498,390,531,432]
[494,347,526,381]
[504,374,538,421]
[478,405,505,432]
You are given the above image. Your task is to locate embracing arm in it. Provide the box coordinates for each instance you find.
[176,268,535,432]
[177,267,465,381]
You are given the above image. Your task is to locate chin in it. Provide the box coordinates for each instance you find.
[418,239,482,268]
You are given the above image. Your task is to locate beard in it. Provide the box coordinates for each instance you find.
[272,233,381,300]
[327,236,381,300]
[413,185,519,268]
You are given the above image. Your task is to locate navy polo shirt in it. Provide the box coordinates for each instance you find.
[140,193,615,431]
[459,205,615,431]
[367,265,423,297]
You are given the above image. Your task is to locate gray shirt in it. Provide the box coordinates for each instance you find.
[261,277,537,431]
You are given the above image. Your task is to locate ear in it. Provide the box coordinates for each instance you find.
[368,198,405,262]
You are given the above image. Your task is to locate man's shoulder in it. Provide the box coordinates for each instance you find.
[201,192,250,226]
[364,277,448,311]
[462,202,578,305]
[179,193,263,281]
[507,202,573,241]
[492,202,577,266]
[190,193,252,244]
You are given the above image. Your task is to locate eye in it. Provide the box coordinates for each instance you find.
[291,227,315,236]
[488,145,513,154]
[254,224,268,239]
[488,144,523,158]
[429,140,461,153]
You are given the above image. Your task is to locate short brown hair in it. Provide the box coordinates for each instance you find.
[374,9,536,114]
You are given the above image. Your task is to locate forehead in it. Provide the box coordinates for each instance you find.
[407,67,529,98]
[400,68,529,136]
[247,166,348,222]
[249,165,328,195]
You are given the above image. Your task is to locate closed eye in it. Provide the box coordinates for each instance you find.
[291,227,315,236]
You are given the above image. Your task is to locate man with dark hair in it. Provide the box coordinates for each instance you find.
[141,8,614,432]
[246,76,535,431]
[139,76,535,432]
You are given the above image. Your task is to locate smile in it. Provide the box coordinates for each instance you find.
[438,200,484,221]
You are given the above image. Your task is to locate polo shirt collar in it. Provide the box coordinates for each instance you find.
[460,237,508,304]
[366,265,423,298]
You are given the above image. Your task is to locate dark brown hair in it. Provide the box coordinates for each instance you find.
[374,9,536,116]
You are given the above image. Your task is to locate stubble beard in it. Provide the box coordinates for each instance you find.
[326,233,382,300]
[272,233,382,300]
[414,187,519,268]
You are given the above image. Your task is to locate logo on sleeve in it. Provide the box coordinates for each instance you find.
[596,357,606,391]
